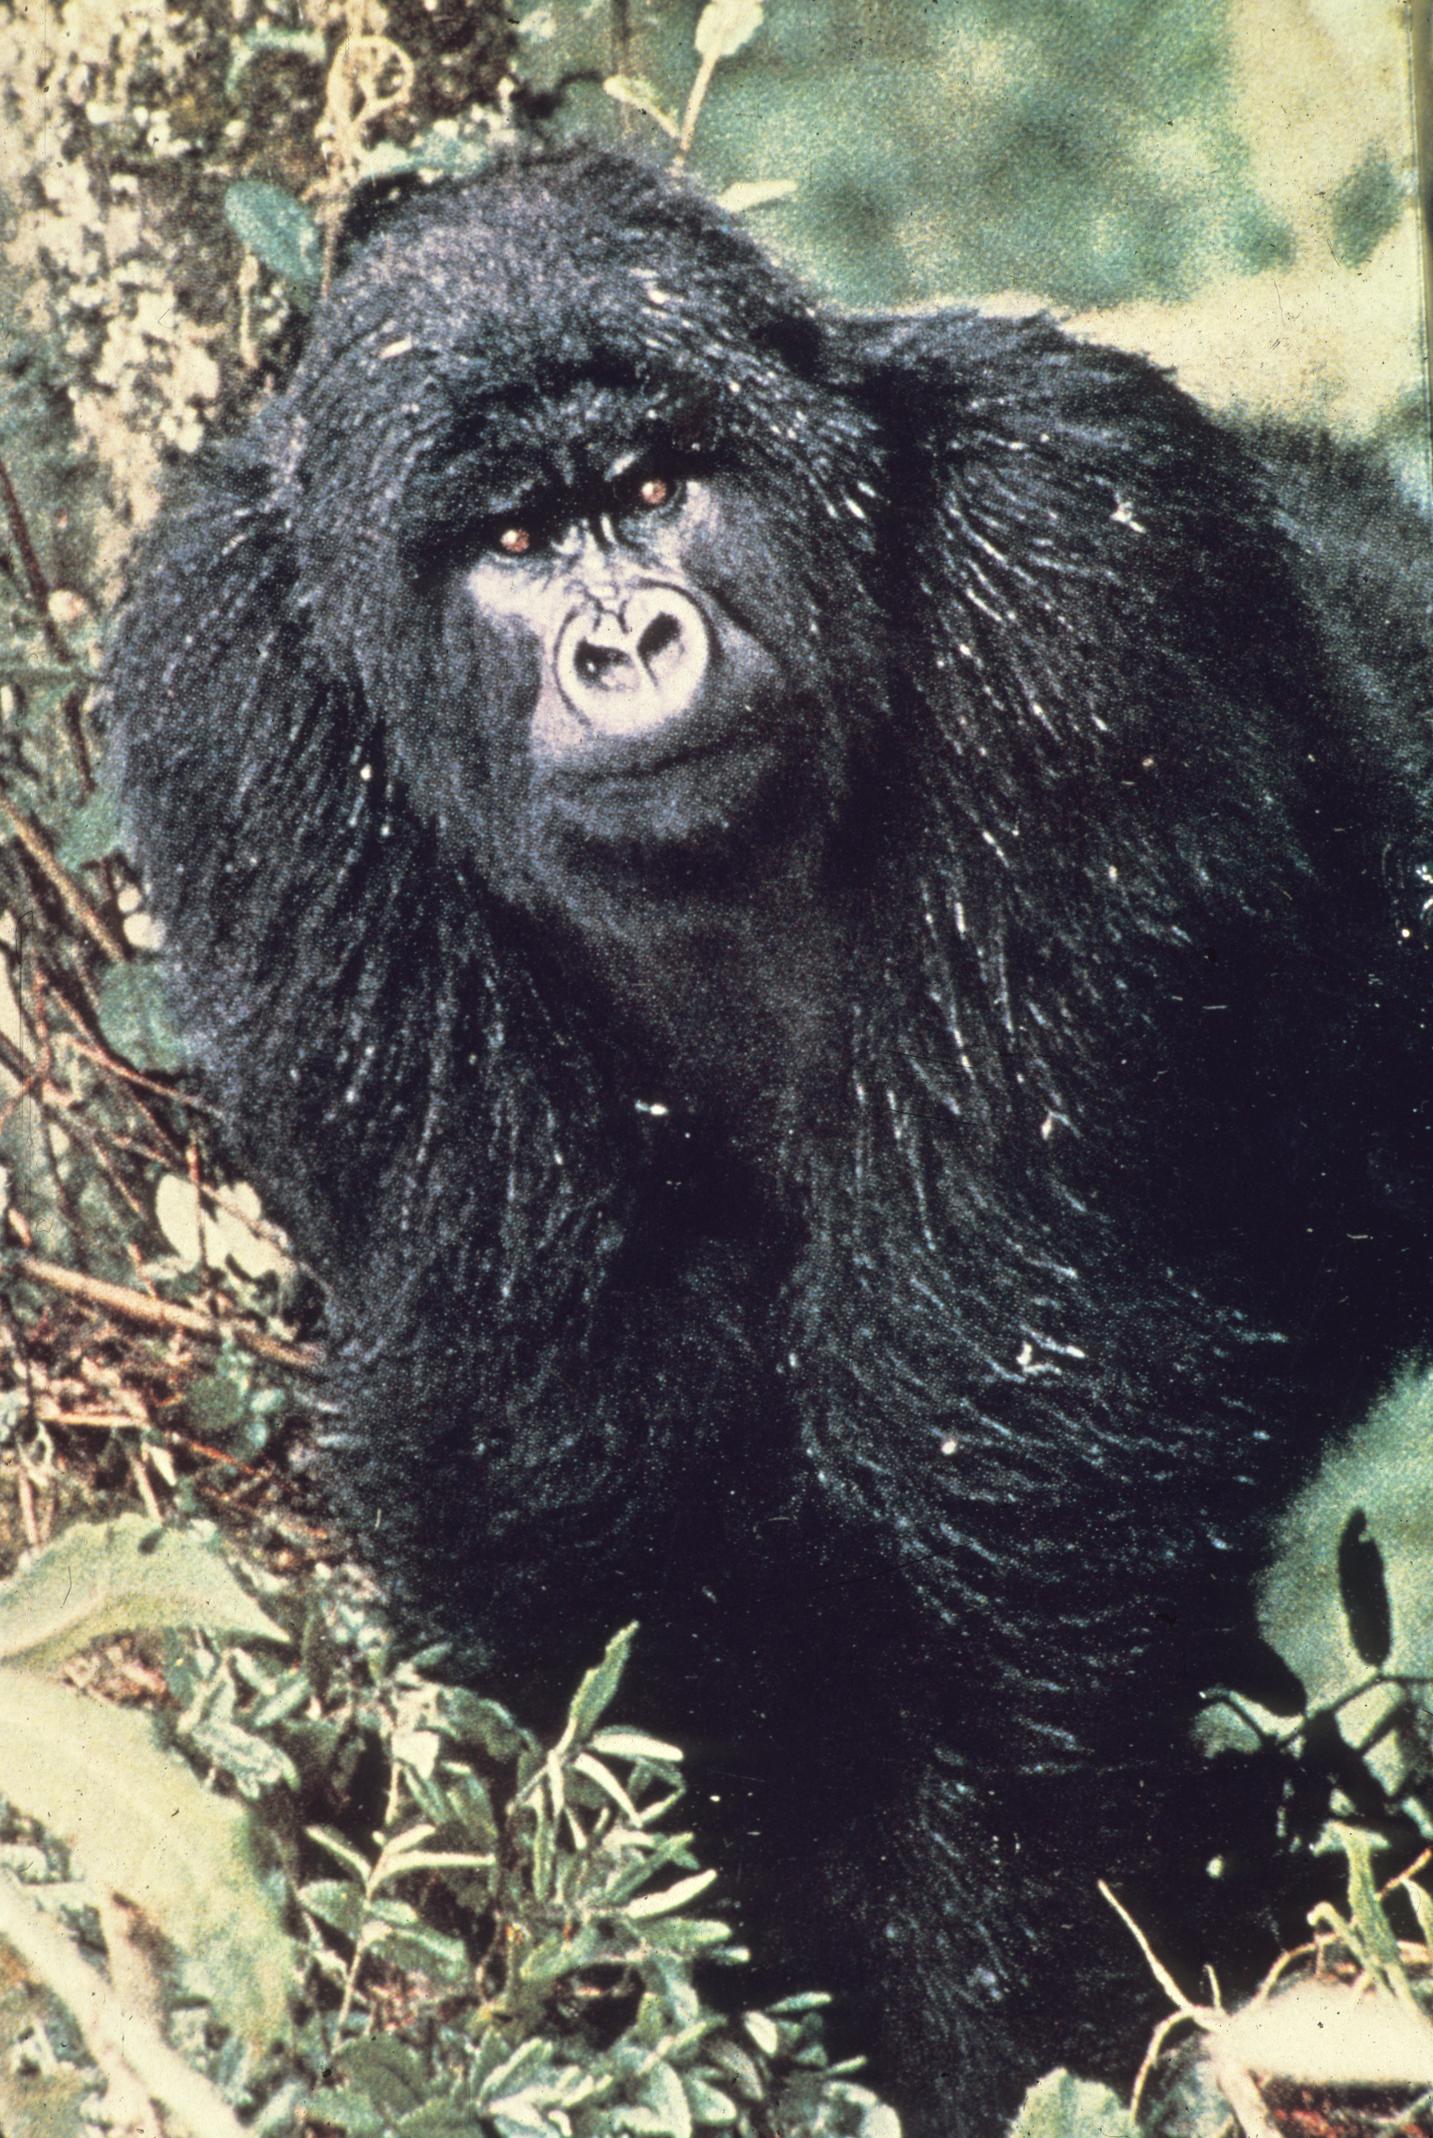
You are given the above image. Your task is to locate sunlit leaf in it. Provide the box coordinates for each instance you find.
[694,0,764,63]
[626,1869,717,1920]
[717,180,796,214]
[559,1623,637,1748]
[1008,2070,1135,2138]
[0,1515,285,1668]
[0,1668,293,2049]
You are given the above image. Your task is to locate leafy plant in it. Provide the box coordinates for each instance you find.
[0,1516,293,2134]
[298,1625,897,2137]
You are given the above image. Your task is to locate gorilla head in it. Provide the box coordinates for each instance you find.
[104,143,1433,2137]
[283,156,884,967]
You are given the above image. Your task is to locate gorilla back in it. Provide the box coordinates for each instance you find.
[104,145,1433,2135]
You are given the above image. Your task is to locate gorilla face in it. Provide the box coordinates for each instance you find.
[451,464,798,876]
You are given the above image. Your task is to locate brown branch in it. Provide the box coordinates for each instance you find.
[0,454,68,660]
[10,1252,319,1375]
[60,1030,217,1114]
[0,790,127,963]
[611,0,633,84]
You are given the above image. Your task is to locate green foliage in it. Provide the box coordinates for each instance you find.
[94,959,187,1075]
[1008,2071,1135,2138]
[295,1626,896,2137]
[224,179,323,303]
[0,1517,294,2052]
[0,1511,284,1667]
[694,0,765,65]
[0,1669,293,2051]
[0,1537,901,2135]
[183,1341,291,1460]
[1213,1371,1433,1831]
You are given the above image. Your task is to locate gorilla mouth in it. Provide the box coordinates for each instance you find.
[582,728,765,781]
[542,731,780,847]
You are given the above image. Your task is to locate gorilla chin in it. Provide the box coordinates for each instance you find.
[104,140,1433,2138]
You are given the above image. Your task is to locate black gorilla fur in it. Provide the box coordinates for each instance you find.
[105,145,1433,2133]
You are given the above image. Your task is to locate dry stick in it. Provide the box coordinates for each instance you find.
[674,37,721,167]
[0,790,127,964]
[611,0,633,88]
[0,454,69,661]
[10,1252,318,1374]
[61,1029,219,1114]
[0,1869,249,2138]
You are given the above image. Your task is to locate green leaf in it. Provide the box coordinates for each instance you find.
[1404,1874,1433,1950]
[370,1920,470,1982]
[637,2060,692,2138]
[559,1624,637,1750]
[571,1751,641,1822]
[475,2037,557,2103]
[338,2035,429,2116]
[704,2039,762,2102]
[184,1345,286,1459]
[56,785,124,868]
[743,2012,779,2057]
[1007,2070,1136,2138]
[303,2092,385,2137]
[517,1920,608,1987]
[436,1686,528,1762]
[625,1869,716,1920]
[682,2074,738,2127]
[694,0,764,62]
[308,1824,374,1880]
[298,1877,365,1941]
[590,1729,683,1764]
[0,1667,293,2049]
[95,959,186,1072]
[0,1515,286,1667]
[641,1916,733,1955]
[1338,1823,1409,1989]
[223,180,322,295]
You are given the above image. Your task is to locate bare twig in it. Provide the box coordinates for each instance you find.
[59,1029,217,1115]
[9,1252,318,1374]
[0,454,68,660]
[0,790,127,963]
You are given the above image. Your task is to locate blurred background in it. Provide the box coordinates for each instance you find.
[550,0,1430,469]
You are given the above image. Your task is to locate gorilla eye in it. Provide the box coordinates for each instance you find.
[497,524,533,556]
[638,475,674,510]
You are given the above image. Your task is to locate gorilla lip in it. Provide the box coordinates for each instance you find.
[542,731,778,846]
[556,726,765,783]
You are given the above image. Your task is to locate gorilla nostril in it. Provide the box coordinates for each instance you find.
[637,612,683,675]
[573,639,635,692]
[556,587,711,736]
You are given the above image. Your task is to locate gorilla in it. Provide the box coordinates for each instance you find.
[104,143,1433,2135]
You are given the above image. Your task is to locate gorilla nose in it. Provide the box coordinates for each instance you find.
[556,587,710,736]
